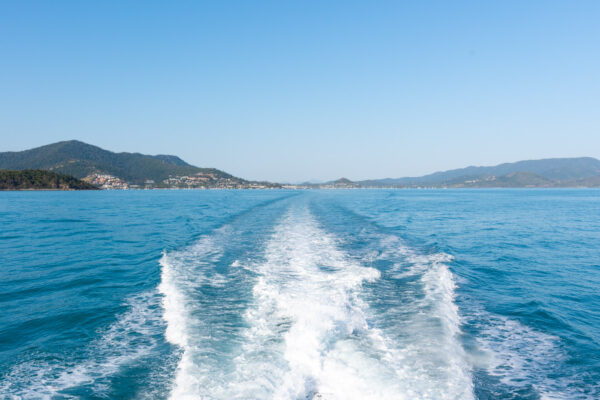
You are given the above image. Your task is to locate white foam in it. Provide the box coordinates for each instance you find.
[378,235,455,280]
[209,208,474,398]
[158,233,230,400]
[365,235,474,399]
[472,312,598,399]
[0,291,163,399]
[158,208,475,399]
[378,235,599,399]
[225,207,388,399]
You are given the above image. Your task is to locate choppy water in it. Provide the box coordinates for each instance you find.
[1,189,599,399]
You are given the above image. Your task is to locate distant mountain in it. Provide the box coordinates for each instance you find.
[0,140,226,183]
[359,157,600,188]
[0,141,279,189]
[0,169,99,190]
[323,178,361,188]
[3,143,599,189]
[150,154,193,167]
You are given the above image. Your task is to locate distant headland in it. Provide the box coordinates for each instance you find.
[297,157,600,189]
[0,140,280,190]
[1,140,600,190]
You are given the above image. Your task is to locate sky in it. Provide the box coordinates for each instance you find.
[1,1,599,182]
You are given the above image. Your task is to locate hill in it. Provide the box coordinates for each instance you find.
[0,169,99,190]
[0,141,279,189]
[0,141,229,183]
[322,178,361,188]
[359,157,600,188]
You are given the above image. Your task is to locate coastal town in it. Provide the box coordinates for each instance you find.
[82,172,280,190]
[83,174,130,189]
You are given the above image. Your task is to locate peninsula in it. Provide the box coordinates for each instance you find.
[0,141,280,190]
[285,158,600,189]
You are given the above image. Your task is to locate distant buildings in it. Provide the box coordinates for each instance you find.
[83,174,129,189]
[82,171,278,190]
[162,172,245,189]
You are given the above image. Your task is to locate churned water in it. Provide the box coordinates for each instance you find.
[1,189,599,399]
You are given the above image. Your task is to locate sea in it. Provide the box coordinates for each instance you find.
[1,189,599,400]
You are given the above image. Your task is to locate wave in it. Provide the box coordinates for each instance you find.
[0,291,165,399]
[377,233,598,399]
[158,205,475,399]
[366,234,474,399]
[469,311,599,399]
[158,229,233,400]
[227,207,383,399]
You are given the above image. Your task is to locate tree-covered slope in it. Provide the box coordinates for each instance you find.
[0,141,238,184]
[0,169,99,190]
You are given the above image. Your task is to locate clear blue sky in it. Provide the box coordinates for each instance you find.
[1,1,598,182]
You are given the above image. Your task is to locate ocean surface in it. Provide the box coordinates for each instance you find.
[1,189,599,400]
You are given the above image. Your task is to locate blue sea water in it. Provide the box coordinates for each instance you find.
[0,189,599,399]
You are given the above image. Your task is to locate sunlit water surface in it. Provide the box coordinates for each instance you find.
[1,189,599,399]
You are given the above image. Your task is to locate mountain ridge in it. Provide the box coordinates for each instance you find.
[0,140,278,189]
[288,157,600,188]
[366,157,600,186]
[2,141,599,188]
[356,157,600,188]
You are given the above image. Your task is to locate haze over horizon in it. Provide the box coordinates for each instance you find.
[1,1,599,182]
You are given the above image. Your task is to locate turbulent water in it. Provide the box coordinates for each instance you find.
[1,190,599,399]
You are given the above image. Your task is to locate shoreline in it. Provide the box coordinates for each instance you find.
[2,186,599,192]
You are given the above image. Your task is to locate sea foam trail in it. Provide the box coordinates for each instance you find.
[380,233,593,399]
[159,206,475,399]
[362,235,475,399]
[158,229,233,400]
[226,207,386,399]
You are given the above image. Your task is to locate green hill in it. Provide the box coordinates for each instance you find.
[0,169,99,190]
[0,141,241,185]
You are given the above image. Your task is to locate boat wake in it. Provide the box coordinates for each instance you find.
[159,206,474,399]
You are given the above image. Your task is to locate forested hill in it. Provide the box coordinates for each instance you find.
[0,141,248,187]
[0,170,99,190]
